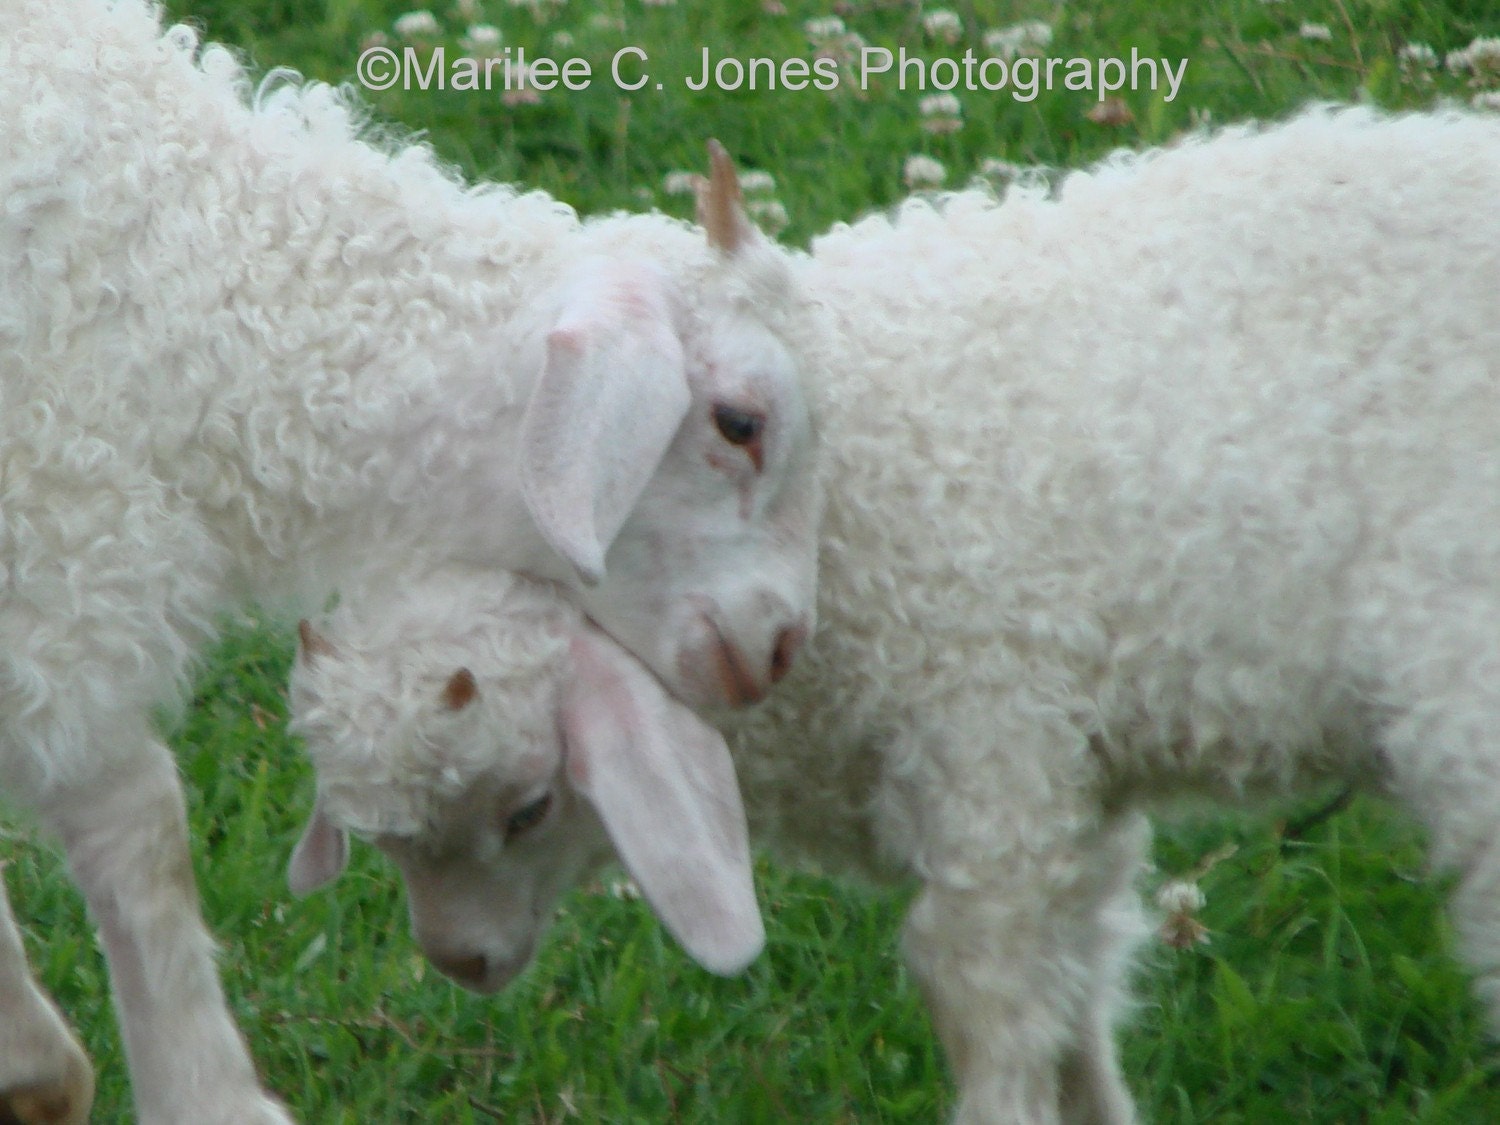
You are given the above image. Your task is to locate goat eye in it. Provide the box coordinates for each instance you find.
[712,404,764,447]
[503,793,552,842]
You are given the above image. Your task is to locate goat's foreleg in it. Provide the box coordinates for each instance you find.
[897,725,1143,1125]
[43,745,293,1125]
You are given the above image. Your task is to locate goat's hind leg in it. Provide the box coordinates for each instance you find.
[1379,684,1500,1039]
[0,865,94,1125]
[1405,760,1500,1034]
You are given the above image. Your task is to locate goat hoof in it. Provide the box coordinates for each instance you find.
[0,1051,95,1125]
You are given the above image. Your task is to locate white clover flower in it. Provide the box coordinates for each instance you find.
[662,170,699,196]
[738,169,777,195]
[1086,97,1134,126]
[394,9,441,38]
[1155,880,1206,915]
[589,12,627,32]
[805,19,867,72]
[919,93,963,135]
[919,92,962,118]
[903,154,946,189]
[502,64,543,104]
[923,9,963,45]
[977,157,1023,181]
[746,198,789,234]
[1448,36,1500,82]
[453,0,482,19]
[608,878,641,901]
[1473,90,1500,110]
[1398,42,1438,69]
[984,20,1051,60]
[1155,879,1209,948]
[816,29,868,68]
[804,16,847,41]
[552,29,575,49]
[460,23,502,52]
[1466,36,1500,69]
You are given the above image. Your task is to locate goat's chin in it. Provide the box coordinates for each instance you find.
[425,943,535,995]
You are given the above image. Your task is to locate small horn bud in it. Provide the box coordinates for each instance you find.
[298,620,335,663]
[442,667,479,711]
[696,139,753,253]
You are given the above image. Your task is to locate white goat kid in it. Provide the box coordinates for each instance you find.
[0,1,819,1121]
[292,577,762,992]
[292,108,1500,1124]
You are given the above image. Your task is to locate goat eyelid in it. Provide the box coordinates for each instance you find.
[712,403,765,445]
[503,791,553,842]
[711,403,767,472]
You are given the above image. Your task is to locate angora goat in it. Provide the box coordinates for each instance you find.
[291,106,1500,1124]
[0,1,820,1121]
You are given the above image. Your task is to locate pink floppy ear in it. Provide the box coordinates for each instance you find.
[559,630,763,975]
[287,801,349,896]
[519,261,691,586]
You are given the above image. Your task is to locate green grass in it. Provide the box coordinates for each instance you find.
[4,0,1500,1120]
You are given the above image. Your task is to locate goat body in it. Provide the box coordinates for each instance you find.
[291,107,1500,1124]
[0,1,819,1120]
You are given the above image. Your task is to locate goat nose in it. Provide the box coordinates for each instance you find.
[769,623,807,684]
[431,950,491,990]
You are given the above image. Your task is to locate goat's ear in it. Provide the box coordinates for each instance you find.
[287,802,350,896]
[520,261,690,586]
[559,630,763,975]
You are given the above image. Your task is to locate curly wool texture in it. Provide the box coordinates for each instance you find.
[700,107,1500,1118]
[0,0,783,796]
[287,107,1500,1122]
[291,569,571,838]
[728,105,1500,878]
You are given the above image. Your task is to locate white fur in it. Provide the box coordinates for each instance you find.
[290,569,764,989]
[290,106,1500,1124]
[0,1,819,1120]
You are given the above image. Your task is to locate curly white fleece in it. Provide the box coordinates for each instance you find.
[712,105,1500,1122]
[310,106,1500,1124]
[0,3,806,1120]
[0,0,772,795]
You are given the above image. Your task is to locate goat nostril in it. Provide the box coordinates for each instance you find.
[433,951,489,988]
[769,624,807,684]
